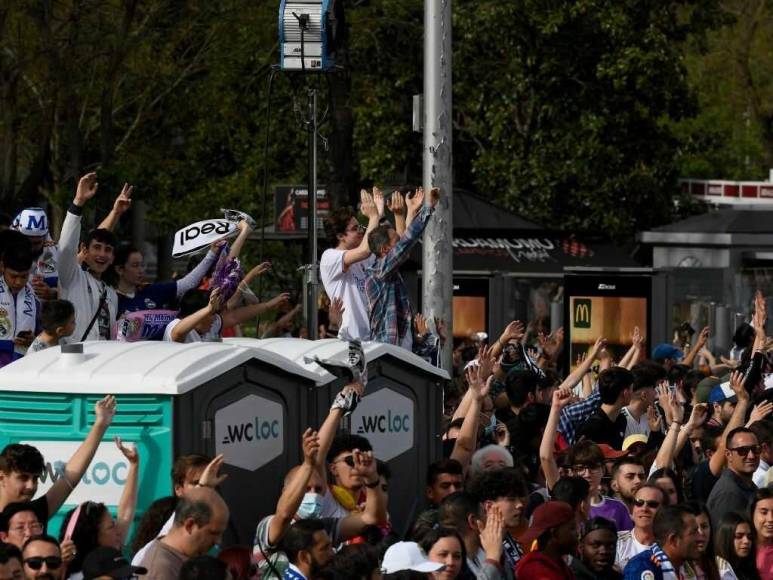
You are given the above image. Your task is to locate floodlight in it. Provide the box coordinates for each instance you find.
[279,0,344,72]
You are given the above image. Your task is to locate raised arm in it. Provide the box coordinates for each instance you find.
[709,371,750,476]
[97,183,133,231]
[339,450,388,539]
[176,243,223,298]
[268,429,320,546]
[559,337,606,391]
[651,387,684,471]
[451,366,489,474]
[343,191,380,270]
[170,289,222,342]
[540,387,573,491]
[683,326,709,368]
[59,173,100,287]
[114,437,139,546]
[46,396,116,515]
[225,261,271,310]
[675,404,708,460]
[227,220,252,260]
[220,292,290,328]
[619,327,643,370]
[387,191,406,237]
[490,321,525,360]
[314,382,363,489]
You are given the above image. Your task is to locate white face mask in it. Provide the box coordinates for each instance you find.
[297,492,323,519]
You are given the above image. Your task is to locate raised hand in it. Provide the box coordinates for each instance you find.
[360,190,378,219]
[246,262,272,279]
[268,292,291,308]
[302,428,320,465]
[114,436,139,464]
[749,401,773,425]
[387,191,405,216]
[551,387,573,410]
[352,449,378,483]
[405,187,425,213]
[502,320,525,343]
[199,454,228,487]
[373,186,385,217]
[647,405,662,432]
[477,343,496,379]
[112,183,133,216]
[466,365,490,401]
[729,370,749,402]
[687,403,708,428]
[414,313,430,337]
[655,383,674,425]
[94,395,117,428]
[696,326,710,349]
[75,173,98,206]
[208,288,224,313]
[589,336,608,359]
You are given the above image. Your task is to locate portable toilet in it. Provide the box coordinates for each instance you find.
[0,340,329,546]
[237,338,449,537]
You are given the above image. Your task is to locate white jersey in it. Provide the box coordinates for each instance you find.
[320,248,374,341]
[616,528,653,571]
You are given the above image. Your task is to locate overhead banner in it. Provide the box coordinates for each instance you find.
[172,219,238,258]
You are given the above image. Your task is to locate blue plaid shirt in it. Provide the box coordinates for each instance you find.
[366,206,434,345]
[558,389,601,446]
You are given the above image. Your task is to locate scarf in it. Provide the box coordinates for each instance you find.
[0,279,36,357]
[330,485,360,512]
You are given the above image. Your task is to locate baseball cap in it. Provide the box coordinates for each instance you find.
[708,382,737,405]
[652,343,684,362]
[82,547,147,579]
[695,376,721,404]
[381,542,445,574]
[597,444,628,459]
[518,501,575,549]
[11,208,48,237]
[622,434,648,451]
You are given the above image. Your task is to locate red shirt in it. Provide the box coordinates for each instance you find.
[515,552,574,580]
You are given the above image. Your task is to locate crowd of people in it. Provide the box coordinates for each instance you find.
[0,175,773,579]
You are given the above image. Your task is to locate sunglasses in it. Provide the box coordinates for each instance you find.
[336,455,355,468]
[346,224,366,234]
[730,445,761,457]
[24,556,62,570]
[633,498,660,509]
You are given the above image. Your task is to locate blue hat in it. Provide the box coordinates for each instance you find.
[652,343,684,361]
[708,382,737,405]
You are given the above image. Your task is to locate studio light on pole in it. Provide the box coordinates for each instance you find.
[279,0,344,72]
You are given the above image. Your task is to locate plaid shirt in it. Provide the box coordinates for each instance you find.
[558,389,601,446]
[366,206,433,345]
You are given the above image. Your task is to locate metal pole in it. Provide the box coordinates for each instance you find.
[423,0,453,370]
[305,87,320,340]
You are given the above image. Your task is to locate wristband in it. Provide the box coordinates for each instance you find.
[68,203,84,216]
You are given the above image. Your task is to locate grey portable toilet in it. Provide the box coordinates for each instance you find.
[0,340,331,547]
[248,338,449,537]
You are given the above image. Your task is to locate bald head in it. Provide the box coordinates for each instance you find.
[174,486,228,528]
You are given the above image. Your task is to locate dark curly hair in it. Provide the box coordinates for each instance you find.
[323,206,356,247]
[0,444,44,477]
[326,433,372,463]
[58,501,110,574]
[467,467,528,503]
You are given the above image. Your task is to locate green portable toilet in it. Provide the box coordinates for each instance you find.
[0,341,262,541]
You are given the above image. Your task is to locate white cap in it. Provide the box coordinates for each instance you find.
[12,207,48,236]
[381,542,445,574]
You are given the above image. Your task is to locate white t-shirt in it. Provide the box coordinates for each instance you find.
[319,249,374,341]
[318,487,351,519]
[622,406,651,438]
[616,528,652,571]
[163,316,222,343]
[754,459,770,488]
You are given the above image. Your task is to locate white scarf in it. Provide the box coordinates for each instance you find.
[0,279,37,355]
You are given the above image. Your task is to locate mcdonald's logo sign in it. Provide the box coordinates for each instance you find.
[574,299,591,329]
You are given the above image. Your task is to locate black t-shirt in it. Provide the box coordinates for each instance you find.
[691,461,719,503]
[31,496,49,525]
[576,408,627,449]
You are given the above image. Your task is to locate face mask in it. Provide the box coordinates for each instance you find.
[297,493,323,519]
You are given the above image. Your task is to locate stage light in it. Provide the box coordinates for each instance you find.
[278,0,344,72]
